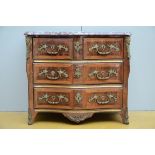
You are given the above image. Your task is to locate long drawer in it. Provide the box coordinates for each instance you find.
[34,87,122,109]
[33,62,123,84]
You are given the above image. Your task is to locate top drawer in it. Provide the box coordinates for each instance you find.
[33,38,73,60]
[84,38,124,59]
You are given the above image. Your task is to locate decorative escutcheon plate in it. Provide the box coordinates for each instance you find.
[74,41,82,53]
[74,65,82,79]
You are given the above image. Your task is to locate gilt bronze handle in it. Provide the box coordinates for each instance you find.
[39,93,69,105]
[38,44,69,55]
[89,69,117,80]
[39,68,69,80]
[89,93,117,104]
[89,43,120,55]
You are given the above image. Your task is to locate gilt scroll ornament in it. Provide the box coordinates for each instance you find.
[26,37,32,60]
[125,37,131,59]
[89,43,120,55]
[89,68,117,80]
[62,112,94,123]
[39,93,69,105]
[38,43,69,55]
[89,93,117,104]
[39,68,69,80]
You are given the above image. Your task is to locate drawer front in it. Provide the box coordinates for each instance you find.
[34,88,73,109]
[33,63,73,84]
[33,38,73,59]
[84,38,123,59]
[34,62,123,84]
[34,87,122,109]
[83,62,123,84]
[85,88,122,109]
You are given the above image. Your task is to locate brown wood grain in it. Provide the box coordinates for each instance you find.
[34,87,122,110]
[85,87,122,109]
[26,34,130,124]
[33,63,73,84]
[33,38,73,60]
[26,36,38,125]
[83,62,123,84]
[84,38,124,59]
[33,62,123,85]
[34,88,73,109]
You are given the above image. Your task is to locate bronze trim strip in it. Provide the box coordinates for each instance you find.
[33,60,123,63]
[34,84,123,88]
[35,109,121,113]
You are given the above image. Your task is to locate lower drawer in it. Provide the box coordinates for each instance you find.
[34,87,122,109]
[33,62,123,84]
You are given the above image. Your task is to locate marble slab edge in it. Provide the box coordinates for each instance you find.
[24,31,131,36]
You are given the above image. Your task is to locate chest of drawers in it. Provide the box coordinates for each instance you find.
[25,32,130,124]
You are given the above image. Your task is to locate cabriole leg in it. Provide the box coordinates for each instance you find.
[120,109,129,125]
[28,109,38,125]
